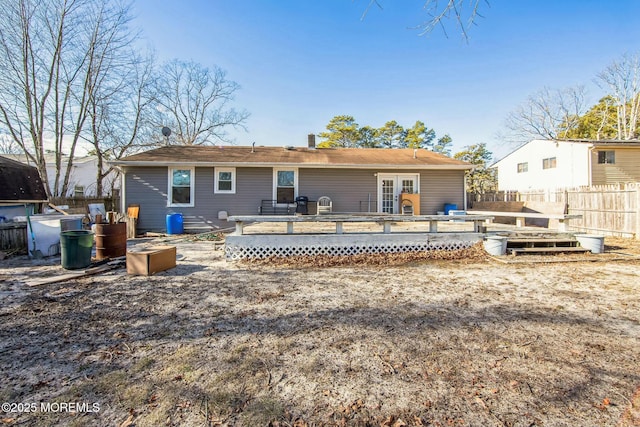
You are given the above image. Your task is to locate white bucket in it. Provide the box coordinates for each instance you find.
[483,236,508,256]
[575,234,605,253]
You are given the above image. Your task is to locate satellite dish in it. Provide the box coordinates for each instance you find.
[161,127,171,137]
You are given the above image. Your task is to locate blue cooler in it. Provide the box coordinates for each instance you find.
[444,203,458,215]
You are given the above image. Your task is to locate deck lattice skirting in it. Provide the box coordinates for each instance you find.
[225,233,483,260]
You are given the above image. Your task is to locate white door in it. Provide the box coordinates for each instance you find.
[377,174,419,214]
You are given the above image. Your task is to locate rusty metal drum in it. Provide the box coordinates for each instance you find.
[95,222,127,259]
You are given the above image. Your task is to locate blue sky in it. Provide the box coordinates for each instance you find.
[132,1,640,159]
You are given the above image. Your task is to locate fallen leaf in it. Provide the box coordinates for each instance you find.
[381,416,393,427]
[293,419,308,427]
[119,414,134,427]
[474,397,487,410]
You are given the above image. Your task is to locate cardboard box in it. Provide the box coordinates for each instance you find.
[127,245,176,276]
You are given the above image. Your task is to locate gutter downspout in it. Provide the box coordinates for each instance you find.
[113,165,126,213]
[463,168,469,210]
[587,144,594,186]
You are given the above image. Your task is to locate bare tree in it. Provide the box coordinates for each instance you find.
[0,0,76,197]
[504,86,588,144]
[0,134,22,154]
[596,52,640,140]
[78,0,158,197]
[86,49,157,196]
[363,0,488,40]
[0,0,142,197]
[152,60,249,145]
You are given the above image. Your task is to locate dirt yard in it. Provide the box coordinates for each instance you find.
[0,234,639,426]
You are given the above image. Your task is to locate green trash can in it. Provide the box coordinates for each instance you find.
[60,230,94,270]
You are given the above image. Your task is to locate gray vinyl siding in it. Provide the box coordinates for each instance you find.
[299,168,466,214]
[420,170,466,213]
[125,166,274,231]
[299,169,378,212]
[124,167,170,231]
[124,166,467,231]
[591,148,640,185]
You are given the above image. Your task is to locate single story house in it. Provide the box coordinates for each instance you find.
[492,139,640,192]
[0,155,48,220]
[112,140,473,232]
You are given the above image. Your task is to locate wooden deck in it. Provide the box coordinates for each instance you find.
[227,214,495,236]
[467,210,582,231]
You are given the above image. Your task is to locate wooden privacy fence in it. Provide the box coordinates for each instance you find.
[0,223,27,254]
[470,183,640,239]
[49,194,120,214]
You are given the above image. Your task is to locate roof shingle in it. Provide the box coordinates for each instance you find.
[0,156,48,202]
[114,146,471,169]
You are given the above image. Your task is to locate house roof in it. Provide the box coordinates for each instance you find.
[112,146,472,170]
[0,156,48,202]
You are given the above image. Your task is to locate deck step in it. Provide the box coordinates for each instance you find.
[506,237,582,251]
[507,238,577,244]
[509,246,591,256]
[182,216,216,234]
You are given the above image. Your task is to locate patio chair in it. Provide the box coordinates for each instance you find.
[317,196,332,214]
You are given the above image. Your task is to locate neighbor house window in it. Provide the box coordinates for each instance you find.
[168,167,195,207]
[274,168,297,203]
[517,162,528,173]
[214,167,236,194]
[74,185,84,197]
[597,150,615,164]
[542,157,557,169]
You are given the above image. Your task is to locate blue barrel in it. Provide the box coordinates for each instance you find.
[166,213,184,235]
[444,203,458,215]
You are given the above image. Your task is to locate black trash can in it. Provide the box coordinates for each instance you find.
[295,196,309,214]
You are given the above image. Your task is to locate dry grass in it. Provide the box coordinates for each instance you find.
[0,236,639,426]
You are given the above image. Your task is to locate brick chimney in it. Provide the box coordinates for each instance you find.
[308,133,316,149]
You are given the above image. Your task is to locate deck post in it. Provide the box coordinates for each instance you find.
[558,219,566,232]
[429,220,438,233]
[235,221,244,235]
[383,221,391,233]
[336,221,343,234]
[287,222,294,234]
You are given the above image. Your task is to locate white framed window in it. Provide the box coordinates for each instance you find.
[168,167,195,207]
[74,185,85,197]
[214,167,236,194]
[542,157,557,169]
[597,150,615,164]
[517,162,528,173]
[273,168,297,204]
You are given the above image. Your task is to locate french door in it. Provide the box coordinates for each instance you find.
[377,174,419,214]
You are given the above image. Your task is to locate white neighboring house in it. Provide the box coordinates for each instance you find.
[492,139,640,191]
[6,153,120,197]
